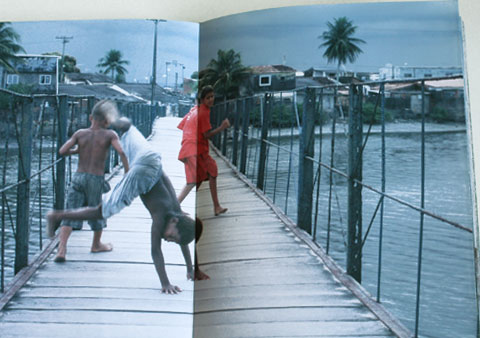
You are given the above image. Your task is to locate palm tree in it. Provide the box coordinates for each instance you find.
[319,17,365,81]
[97,49,129,83]
[0,22,25,72]
[199,49,248,100]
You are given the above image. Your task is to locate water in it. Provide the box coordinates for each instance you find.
[0,138,75,289]
[237,127,476,338]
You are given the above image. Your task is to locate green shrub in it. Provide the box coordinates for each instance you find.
[362,102,393,124]
[431,106,451,122]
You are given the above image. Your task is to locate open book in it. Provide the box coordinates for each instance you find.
[0,1,478,337]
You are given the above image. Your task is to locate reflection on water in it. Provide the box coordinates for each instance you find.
[244,130,475,338]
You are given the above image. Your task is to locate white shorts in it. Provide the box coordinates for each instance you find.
[102,153,163,218]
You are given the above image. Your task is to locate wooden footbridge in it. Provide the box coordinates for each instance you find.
[0,117,409,337]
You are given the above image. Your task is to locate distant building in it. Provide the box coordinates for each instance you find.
[0,54,59,94]
[425,78,465,121]
[305,67,377,82]
[247,65,296,93]
[379,64,462,80]
[369,78,465,121]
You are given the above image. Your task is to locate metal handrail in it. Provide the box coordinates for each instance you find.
[0,91,165,293]
[213,75,473,338]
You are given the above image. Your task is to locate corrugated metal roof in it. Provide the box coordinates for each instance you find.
[58,83,193,104]
[13,55,57,73]
[296,77,334,87]
[65,72,112,84]
[59,84,139,102]
[249,65,296,74]
[425,78,464,89]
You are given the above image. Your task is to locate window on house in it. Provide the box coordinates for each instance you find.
[424,74,432,78]
[404,73,412,78]
[259,75,271,87]
[39,75,52,85]
[6,74,19,85]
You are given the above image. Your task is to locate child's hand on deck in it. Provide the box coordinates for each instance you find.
[161,284,182,294]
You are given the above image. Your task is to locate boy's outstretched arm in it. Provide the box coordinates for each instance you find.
[151,224,181,294]
[110,132,129,173]
[203,118,231,139]
[181,244,194,280]
[58,132,79,156]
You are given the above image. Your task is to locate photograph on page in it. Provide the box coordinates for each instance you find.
[195,1,475,337]
[0,18,199,337]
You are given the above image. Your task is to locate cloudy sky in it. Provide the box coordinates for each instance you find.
[199,0,463,73]
[9,1,463,83]
[11,19,199,84]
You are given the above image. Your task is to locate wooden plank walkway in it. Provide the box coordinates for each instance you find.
[194,146,408,337]
[0,117,195,338]
[0,116,409,338]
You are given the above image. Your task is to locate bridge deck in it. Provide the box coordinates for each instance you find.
[0,118,195,337]
[0,117,403,337]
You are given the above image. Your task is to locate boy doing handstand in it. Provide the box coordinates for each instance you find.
[48,115,203,293]
[52,99,129,263]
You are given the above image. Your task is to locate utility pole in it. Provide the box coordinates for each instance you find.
[172,60,178,92]
[179,63,185,92]
[148,19,166,112]
[165,61,170,87]
[55,36,73,83]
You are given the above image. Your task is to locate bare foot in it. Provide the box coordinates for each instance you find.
[195,269,210,280]
[214,206,228,216]
[54,255,66,263]
[46,212,61,238]
[91,242,113,253]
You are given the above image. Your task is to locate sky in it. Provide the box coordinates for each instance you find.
[9,1,463,84]
[11,19,199,85]
[199,0,463,73]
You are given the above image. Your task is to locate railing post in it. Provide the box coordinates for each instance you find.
[232,100,240,166]
[221,101,228,156]
[257,94,271,190]
[414,80,426,338]
[14,98,33,274]
[347,84,363,283]
[55,96,68,212]
[132,104,137,126]
[377,83,386,301]
[211,105,220,148]
[297,88,315,235]
[87,97,94,126]
[240,98,249,174]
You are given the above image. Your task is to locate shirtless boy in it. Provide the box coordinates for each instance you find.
[50,100,129,263]
[177,85,231,216]
[48,116,202,293]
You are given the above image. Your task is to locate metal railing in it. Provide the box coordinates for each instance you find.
[211,75,475,337]
[0,89,166,292]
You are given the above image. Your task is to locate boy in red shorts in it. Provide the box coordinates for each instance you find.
[177,85,230,216]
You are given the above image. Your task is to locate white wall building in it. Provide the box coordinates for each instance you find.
[379,63,462,80]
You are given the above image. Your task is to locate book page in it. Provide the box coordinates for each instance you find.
[196,2,477,337]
